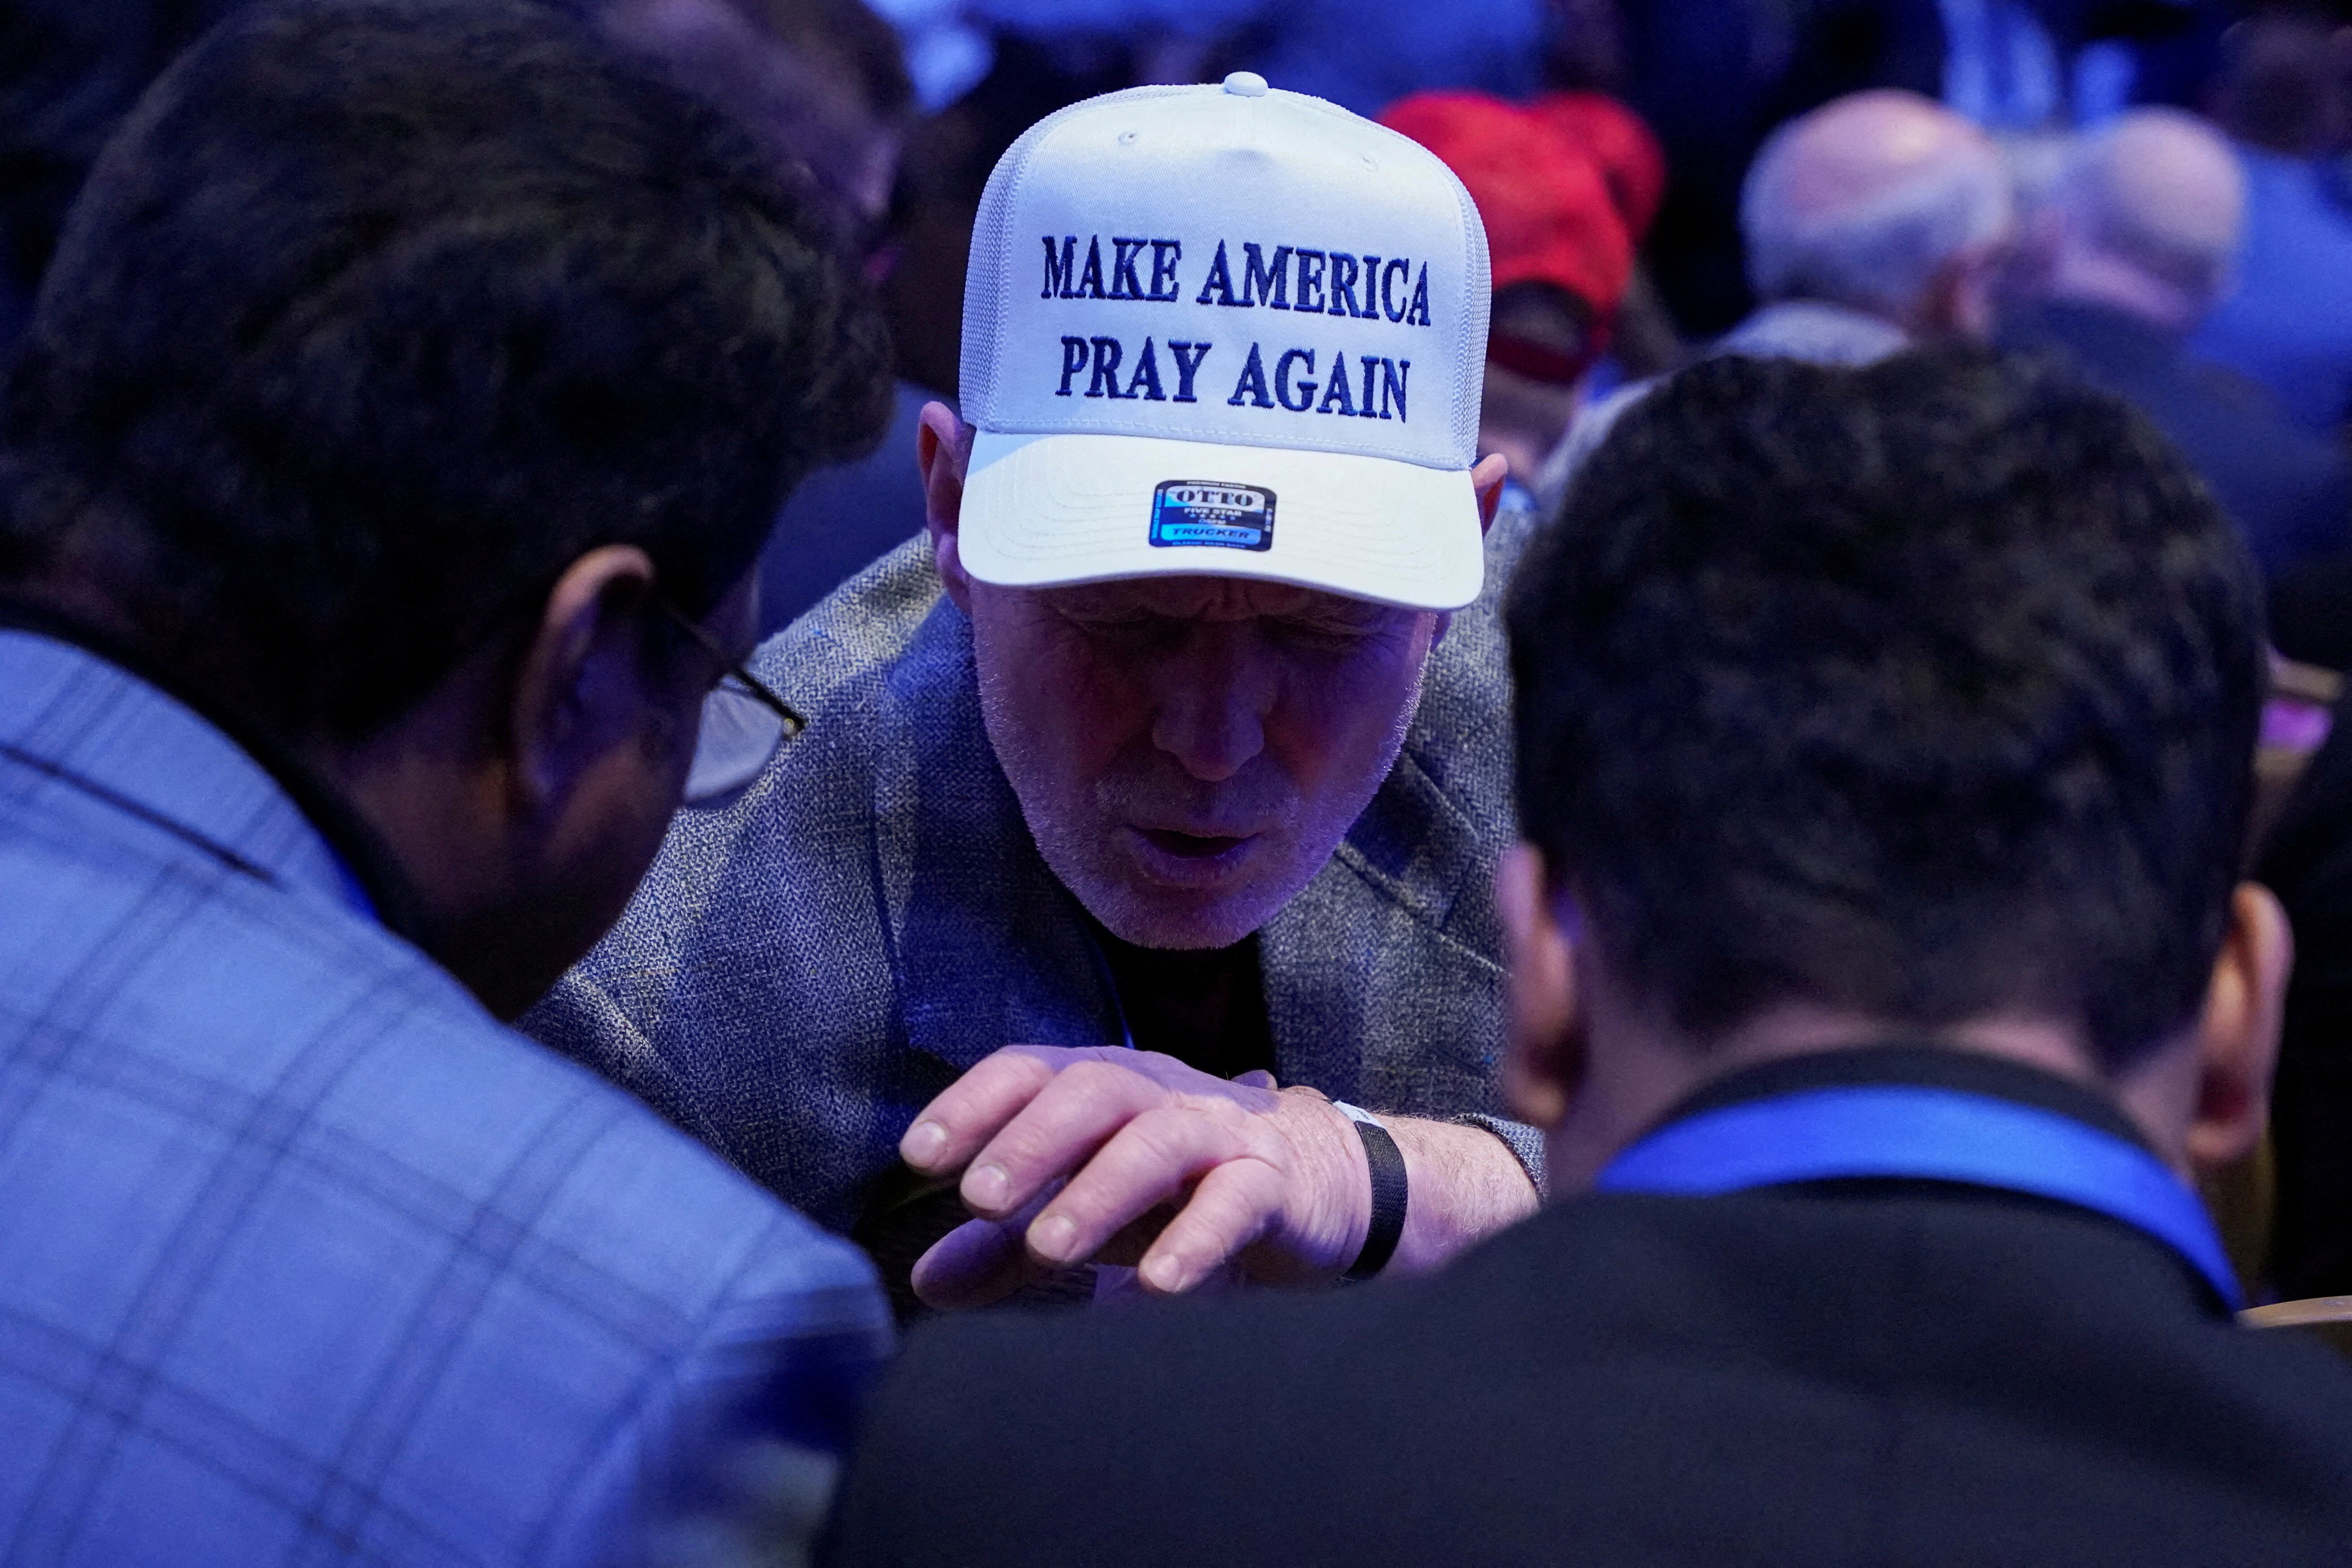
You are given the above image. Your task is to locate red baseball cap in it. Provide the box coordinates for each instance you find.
[1377,90,1633,328]
[1531,91,1668,243]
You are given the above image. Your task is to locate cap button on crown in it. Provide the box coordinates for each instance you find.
[1221,71,1268,98]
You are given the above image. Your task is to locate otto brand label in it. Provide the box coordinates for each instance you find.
[1150,481,1275,551]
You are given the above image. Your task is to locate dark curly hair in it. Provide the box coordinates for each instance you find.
[1507,347,2265,1070]
[0,0,893,741]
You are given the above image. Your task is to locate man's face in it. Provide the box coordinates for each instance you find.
[969,573,1441,950]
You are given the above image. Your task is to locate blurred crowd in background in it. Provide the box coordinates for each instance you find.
[11,3,2352,613]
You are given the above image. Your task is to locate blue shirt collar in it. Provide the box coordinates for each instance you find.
[1598,1045,2240,1310]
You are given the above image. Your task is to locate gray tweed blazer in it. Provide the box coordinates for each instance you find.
[524,516,1535,1240]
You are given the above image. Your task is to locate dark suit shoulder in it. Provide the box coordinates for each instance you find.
[761,534,950,699]
[835,1191,2352,1568]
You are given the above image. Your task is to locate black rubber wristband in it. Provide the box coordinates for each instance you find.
[1343,1118,1408,1281]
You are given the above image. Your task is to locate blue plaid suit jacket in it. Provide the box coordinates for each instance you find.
[0,629,892,1566]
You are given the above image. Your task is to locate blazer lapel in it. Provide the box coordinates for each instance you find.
[874,597,1123,1080]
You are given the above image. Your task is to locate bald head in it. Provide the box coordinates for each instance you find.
[2043,109,2243,333]
[1743,90,2013,332]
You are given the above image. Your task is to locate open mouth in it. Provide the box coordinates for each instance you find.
[1138,828,1250,860]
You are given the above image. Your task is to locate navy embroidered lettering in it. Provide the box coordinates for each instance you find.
[1087,335,1127,398]
[1126,337,1167,400]
[1316,348,1357,414]
[1227,342,1274,407]
[1358,356,1381,418]
[1044,236,1078,300]
[1329,254,1362,317]
[1382,357,1410,420]
[1110,237,1147,300]
[1057,335,1090,395]
[1168,341,1212,402]
[1381,258,1410,321]
[1406,265,1430,326]
[1274,347,1317,411]
[1240,244,1292,310]
[1196,241,1239,306]
[1293,249,1327,313]
[1148,240,1183,301]
[1076,237,1107,300]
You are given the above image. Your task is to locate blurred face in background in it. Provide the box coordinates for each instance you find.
[1479,281,1597,486]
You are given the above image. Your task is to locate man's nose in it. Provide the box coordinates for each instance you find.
[1148,626,1272,783]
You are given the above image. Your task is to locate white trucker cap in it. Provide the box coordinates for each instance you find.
[956,72,1493,612]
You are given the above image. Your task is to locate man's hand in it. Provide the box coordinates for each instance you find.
[898,1046,1543,1310]
[898,1046,1371,1308]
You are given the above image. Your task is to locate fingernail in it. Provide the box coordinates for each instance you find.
[966,1163,1009,1210]
[1031,1213,1076,1261]
[1144,1253,1188,1293]
[902,1120,948,1166]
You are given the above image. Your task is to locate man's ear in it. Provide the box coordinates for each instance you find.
[918,400,977,612]
[1472,451,1508,539]
[507,544,662,819]
[1498,842,1585,1131]
[1428,452,1513,651]
[2181,882,2294,1171]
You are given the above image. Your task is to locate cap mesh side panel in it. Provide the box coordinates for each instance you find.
[1450,170,1493,464]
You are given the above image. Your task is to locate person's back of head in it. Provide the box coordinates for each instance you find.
[0,0,892,1012]
[0,0,254,360]
[2037,108,2245,334]
[598,0,914,223]
[1505,347,2280,1186]
[1741,90,2014,338]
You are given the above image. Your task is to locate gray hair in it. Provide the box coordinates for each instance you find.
[2051,109,2244,303]
[1742,119,2014,316]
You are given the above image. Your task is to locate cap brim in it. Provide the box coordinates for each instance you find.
[958,430,1485,612]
